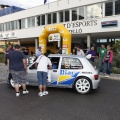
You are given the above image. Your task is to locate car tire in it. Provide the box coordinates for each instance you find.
[9,79,21,88]
[74,77,92,94]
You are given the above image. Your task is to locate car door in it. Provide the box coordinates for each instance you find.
[49,57,61,85]
[27,62,38,84]
[59,57,83,86]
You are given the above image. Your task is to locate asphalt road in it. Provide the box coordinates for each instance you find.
[0,78,120,120]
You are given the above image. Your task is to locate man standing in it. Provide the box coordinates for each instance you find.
[87,46,97,66]
[36,53,52,97]
[36,47,42,58]
[76,46,85,56]
[98,45,107,73]
[7,44,29,97]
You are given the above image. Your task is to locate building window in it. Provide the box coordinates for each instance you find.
[27,17,35,28]
[27,17,31,27]
[53,13,57,23]
[105,2,113,16]
[37,16,40,26]
[59,11,63,22]
[18,20,21,29]
[48,14,51,24]
[41,15,45,25]
[115,0,120,15]
[0,24,1,31]
[87,3,102,18]
[14,21,18,30]
[11,21,14,30]
[10,21,18,30]
[79,7,84,20]
[72,8,77,21]
[65,10,70,22]
[31,17,35,27]
[0,24,4,31]
[6,22,10,31]
[21,19,25,29]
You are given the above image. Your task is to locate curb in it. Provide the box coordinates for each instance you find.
[100,75,120,81]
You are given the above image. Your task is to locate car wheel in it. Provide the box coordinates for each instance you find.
[74,77,92,94]
[9,79,21,88]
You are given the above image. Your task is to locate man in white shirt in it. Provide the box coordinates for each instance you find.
[76,46,85,56]
[35,53,52,97]
[36,47,42,58]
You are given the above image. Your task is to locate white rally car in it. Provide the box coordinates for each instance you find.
[6,54,100,94]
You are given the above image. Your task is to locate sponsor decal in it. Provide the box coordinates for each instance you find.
[82,72,92,74]
[60,70,77,76]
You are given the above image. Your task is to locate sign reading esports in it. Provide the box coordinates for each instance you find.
[63,20,97,34]
[101,20,118,27]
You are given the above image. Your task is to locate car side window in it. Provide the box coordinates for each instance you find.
[61,57,83,69]
[49,57,60,69]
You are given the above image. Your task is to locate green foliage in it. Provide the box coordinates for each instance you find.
[0,52,5,63]
[111,67,120,74]
[0,41,13,51]
[112,54,120,68]
[112,40,120,54]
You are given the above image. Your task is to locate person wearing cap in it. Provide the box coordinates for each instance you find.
[36,47,42,58]
[7,44,29,97]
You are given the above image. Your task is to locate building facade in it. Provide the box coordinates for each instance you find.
[0,0,120,54]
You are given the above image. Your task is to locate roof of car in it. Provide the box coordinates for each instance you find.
[48,54,85,58]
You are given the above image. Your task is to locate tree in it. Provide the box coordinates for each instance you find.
[112,40,120,54]
[0,41,13,52]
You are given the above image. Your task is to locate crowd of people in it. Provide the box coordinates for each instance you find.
[72,44,113,78]
[5,44,113,97]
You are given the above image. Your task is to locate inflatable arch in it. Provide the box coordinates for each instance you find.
[39,24,72,54]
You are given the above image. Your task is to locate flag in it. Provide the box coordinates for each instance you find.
[44,0,47,4]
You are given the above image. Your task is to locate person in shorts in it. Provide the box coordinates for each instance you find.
[36,53,52,97]
[7,44,29,97]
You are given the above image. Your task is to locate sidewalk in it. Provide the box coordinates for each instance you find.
[100,73,120,80]
[0,63,120,82]
[0,63,7,82]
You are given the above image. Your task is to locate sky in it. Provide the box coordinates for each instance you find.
[0,0,57,9]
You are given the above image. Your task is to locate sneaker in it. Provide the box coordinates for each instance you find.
[38,92,43,97]
[23,90,29,95]
[105,75,110,78]
[16,92,20,97]
[43,91,49,96]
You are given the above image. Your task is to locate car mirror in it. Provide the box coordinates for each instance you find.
[86,54,92,59]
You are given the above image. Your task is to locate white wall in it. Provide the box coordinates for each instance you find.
[0,0,110,23]
[0,0,119,40]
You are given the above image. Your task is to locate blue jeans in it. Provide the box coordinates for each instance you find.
[103,62,111,75]
[37,71,47,85]
[98,58,104,73]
